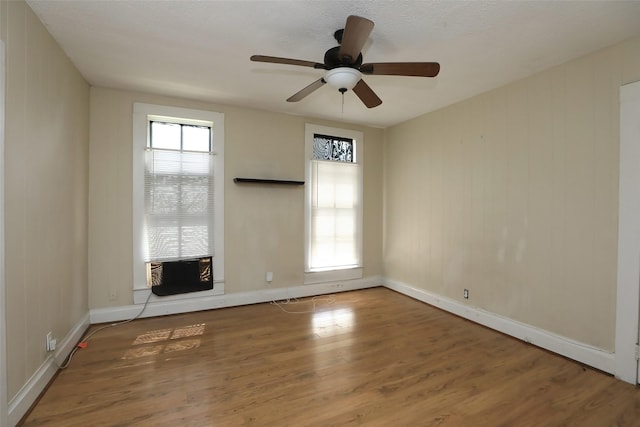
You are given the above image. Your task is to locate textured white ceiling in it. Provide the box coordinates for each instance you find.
[26,0,640,128]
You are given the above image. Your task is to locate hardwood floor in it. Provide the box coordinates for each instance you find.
[21,288,640,426]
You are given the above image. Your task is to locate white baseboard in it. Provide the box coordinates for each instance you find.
[8,312,90,426]
[90,275,383,324]
[384,278,615,375]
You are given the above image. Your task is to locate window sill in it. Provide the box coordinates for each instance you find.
[133,282,225,304]
[304,268,362,285]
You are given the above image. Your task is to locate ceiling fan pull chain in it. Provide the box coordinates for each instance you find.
[342,92,345,114]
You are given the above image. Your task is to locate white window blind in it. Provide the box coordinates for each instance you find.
[308,156,360,271]
[143,148,214,262]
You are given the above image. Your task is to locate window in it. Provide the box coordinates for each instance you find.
[305,124,363,284]
[133,104,224,303]
[145,121,212,261]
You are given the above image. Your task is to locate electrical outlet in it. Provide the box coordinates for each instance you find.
[46,332,56,352]
[266,272,273,283]
[463,289,469,299]
[108,288,118,301]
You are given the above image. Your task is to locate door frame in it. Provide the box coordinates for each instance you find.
[615,80,640,384]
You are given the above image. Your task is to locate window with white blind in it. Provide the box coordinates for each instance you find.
[133,103,224,302]
[305,124,363,284]
[144,121,213,261]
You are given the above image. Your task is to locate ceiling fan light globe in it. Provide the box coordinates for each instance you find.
[325,67,362,91]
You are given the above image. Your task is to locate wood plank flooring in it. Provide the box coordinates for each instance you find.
[20,288,640,426]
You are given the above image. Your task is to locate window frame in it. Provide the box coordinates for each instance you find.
[133,103,224,303]
[149,120,212,153]
[304,123,364,284]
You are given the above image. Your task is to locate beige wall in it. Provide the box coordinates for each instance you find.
[0,2,5,424]
[384,36,640,352]
[1,0,89,400]
[89,87,384,308]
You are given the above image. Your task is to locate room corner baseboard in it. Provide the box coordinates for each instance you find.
[90,275,383,324]
[8,312,90,426]
[384,278,615,375]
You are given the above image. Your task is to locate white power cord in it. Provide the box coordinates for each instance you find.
[271,294,336,314]
[55,291,154,369]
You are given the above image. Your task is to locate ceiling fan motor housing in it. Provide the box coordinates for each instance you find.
[324,46,363,69]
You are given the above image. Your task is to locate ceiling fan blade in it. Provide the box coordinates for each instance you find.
[287,78,327,102]
[251,55,324,69]
[360,62,440,77]
[352,79,382,108]
[338,15,374,64]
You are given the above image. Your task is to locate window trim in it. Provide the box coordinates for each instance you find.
[304,123,363,284]
[133,103,224,303]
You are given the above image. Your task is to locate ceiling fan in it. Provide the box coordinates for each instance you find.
[250,15,440,108]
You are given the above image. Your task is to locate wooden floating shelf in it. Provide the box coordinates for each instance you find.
[233,178,305,186]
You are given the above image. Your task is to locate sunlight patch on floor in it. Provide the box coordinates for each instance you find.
[312,308,354,337]
[123,323,206,359]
